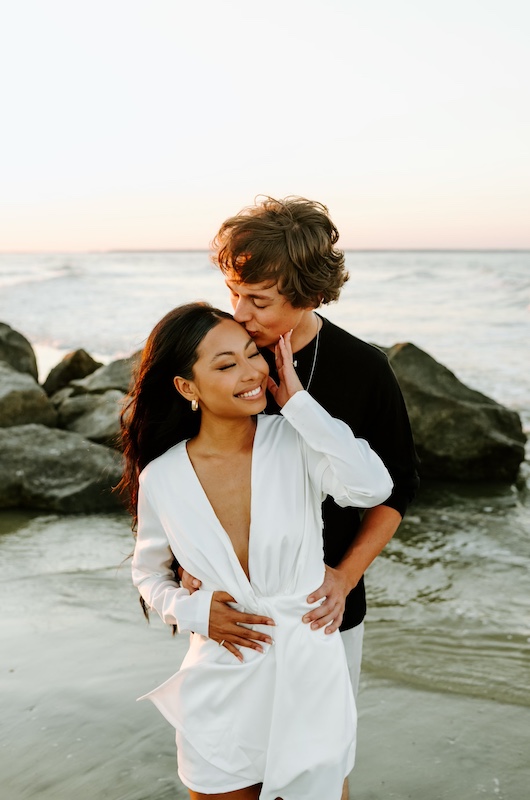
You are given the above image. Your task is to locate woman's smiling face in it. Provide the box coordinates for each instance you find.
[180,318,269,419]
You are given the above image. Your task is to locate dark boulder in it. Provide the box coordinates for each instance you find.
[0,425,123,513]
[49,385,75,410]
[57,389,125,447]
[55,392,98,426]
[0,322,38,379]
[386,342,527,482]
[0,363,57,428]
[70,352,140,395]
[42,349,103,395]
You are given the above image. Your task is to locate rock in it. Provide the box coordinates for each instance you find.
[0,322,38,379]
[0,363,57,428]
[386,342,527,482]
[55,393,98,426]
[70,352,140,395]
[60,389,125,447]
[42,349,103,395]
[0,424,123,513]
[49,385,75,410]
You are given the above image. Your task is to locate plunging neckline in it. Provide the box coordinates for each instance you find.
[183,416,262,587]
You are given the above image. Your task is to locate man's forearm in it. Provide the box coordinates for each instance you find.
[335,505,402,592]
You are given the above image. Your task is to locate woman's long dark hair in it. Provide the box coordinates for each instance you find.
[118,302,234,526]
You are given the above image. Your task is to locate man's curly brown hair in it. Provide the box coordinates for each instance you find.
[212,196,349,309]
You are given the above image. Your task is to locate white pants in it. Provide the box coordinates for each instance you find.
[340,621,364,700]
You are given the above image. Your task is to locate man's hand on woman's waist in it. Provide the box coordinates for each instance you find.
[303,565,351,634]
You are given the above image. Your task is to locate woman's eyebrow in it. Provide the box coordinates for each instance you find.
[210,350,235,362]
[210,340,255,363]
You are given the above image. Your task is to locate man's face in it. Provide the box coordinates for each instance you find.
[225,271,311,350]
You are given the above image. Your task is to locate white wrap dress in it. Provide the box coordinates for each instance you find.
[132,390,393,800]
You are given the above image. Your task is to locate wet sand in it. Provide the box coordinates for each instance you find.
[1,509,529,800]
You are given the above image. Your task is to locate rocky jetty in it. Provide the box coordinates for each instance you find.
[385,342,527,482]
[0,425,122,513]
[0,323,130,512]
[49,354,141,449]
[0,322,527,512]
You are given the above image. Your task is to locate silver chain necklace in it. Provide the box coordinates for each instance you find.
[293,318,321,392]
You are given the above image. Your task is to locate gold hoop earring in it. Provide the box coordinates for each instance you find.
[191,399,199,412]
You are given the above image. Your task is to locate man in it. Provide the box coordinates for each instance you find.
[179,196,419,798]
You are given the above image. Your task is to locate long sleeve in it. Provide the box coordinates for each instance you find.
[131,480,213,635]
[280,390,393,508]
[356,351,419,517]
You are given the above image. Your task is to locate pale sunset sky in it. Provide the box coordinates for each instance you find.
[1,0,529,251]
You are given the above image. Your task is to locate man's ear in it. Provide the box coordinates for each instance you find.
[173,376,197,403]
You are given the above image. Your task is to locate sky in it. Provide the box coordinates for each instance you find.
[1,0,529,251]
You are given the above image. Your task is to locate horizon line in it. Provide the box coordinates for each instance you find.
[1,247,530,255]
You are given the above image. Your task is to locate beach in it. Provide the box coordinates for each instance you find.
[1,500,529,800]
[1,250,529,798]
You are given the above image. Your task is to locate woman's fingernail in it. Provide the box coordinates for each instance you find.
[311,622,319,630]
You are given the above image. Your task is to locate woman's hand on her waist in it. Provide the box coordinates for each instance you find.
[209,591,276,663]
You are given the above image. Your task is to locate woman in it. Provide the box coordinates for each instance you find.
[121,302,393,800]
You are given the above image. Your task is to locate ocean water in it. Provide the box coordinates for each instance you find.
[1,251,529,799]
[0,250,529,420]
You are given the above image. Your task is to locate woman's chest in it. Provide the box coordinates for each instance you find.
[191,455,252,575]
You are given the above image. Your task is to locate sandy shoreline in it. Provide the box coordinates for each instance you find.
[1,510,529,800]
